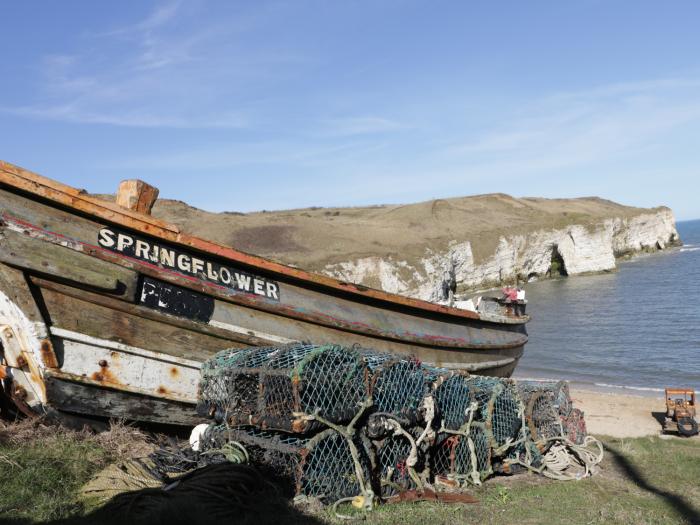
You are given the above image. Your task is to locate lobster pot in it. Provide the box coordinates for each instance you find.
[471,378,523,452]
[525,390,564,444]
[197,344,370,432]
[368,356,433,425]
[434,372,474,431]
[374,434,419,497]
[431,423,491,484]
[561,408,587,445]
[517,380,572,418]
[197,346,281,422]
[200,426,370,503]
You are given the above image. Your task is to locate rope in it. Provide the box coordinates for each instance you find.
[513,435,604,480]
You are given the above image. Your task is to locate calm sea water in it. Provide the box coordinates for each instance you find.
[513,219,700,394]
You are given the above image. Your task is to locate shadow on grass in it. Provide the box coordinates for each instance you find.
[604,442,700,525]
[0,464,325,525]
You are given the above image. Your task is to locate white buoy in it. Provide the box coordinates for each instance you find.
[189,423,211,451]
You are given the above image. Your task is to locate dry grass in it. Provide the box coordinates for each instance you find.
[0,417,153,521]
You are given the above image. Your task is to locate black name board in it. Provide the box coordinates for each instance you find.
[139,277,215,322]
[98,227,280,301]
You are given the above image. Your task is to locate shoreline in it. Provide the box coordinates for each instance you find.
[570,387,699,439]
[512,372,681,398]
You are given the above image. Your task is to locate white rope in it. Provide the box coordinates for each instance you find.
[513,435,604,481]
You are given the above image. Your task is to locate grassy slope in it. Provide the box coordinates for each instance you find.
[95,192,661,272]
[1,424,698,525]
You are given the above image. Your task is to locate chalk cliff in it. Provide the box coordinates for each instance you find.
[145,194,681,302]
[322,208,679,301]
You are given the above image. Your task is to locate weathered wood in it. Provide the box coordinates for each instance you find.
[37,283,239,361]
[44,373,200,426]
[0,160,179,233]
[116,179,159,215]
[55,337,198,401]
[0,190,527,350]
[32,276,277,347]
[0,227,138,295]
[0,263,44,324]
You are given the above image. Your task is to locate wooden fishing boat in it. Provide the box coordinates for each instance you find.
[0,160,528,426]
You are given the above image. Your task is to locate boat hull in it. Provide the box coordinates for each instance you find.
[0,164,528,425]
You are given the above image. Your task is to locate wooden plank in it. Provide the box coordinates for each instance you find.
[56,338,198,402]
[0,263,44,324]
[0,160,179,233]
[32,276,278,347]
[44,373,200,426]
[37,284,239,361]
[0,227,137,295]
[116,180,159,215]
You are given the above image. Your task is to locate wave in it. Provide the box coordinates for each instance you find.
[593,382,665,393]
[680,245,700,253]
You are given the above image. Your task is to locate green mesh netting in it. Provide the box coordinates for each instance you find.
[195,344,588,501]
[197,344,369,432]
[199,425,370,503]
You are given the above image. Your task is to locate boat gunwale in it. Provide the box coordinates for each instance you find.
[0,160,528,325]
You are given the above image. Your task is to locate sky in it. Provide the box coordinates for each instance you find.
[1,1,699,220]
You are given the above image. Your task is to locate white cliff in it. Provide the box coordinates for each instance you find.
[322,208,680,302]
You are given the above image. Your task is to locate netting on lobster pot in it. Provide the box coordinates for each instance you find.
[562,408,587,445]
[374,433,419,497]
[199,425,370,503]
[199,344,370,432]
[467,376,503,423]
[517,380,572,418]
[434,372,474,431]
[368,356,431,424]
[431,422,492,484]
[299,429,371,502]
[486,380,523,453]
[196,346,285,421]
[525,390,564,443]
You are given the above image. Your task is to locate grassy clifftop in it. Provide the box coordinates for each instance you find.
[138,193,664,272]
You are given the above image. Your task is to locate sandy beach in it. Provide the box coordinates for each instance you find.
[571,388,699,439]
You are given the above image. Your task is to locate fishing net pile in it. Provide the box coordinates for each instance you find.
[193,343,602,505]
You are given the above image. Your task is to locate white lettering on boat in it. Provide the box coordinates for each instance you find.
[97,227,281,301]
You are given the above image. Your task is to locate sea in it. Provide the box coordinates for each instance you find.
[512,219,700,395]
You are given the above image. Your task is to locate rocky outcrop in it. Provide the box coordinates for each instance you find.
[322,208,680,302]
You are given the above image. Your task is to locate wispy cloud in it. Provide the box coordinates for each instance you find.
[1,2,270,128]
[445,76,700,177]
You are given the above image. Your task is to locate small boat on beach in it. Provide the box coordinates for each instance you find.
[0,160,528,426]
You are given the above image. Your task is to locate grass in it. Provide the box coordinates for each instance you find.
[0,419,152,522]
[0,422,697,524]
[323,435,700,525]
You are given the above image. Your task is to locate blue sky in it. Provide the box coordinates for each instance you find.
[1,1,699,220]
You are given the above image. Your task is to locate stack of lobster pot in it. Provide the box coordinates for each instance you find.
[194,343,590,503]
